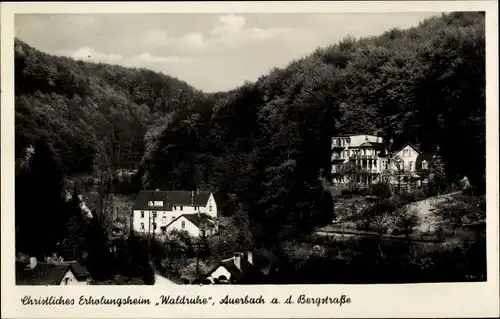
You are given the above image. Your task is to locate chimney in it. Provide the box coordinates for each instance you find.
[29,257,37,269]
[233,252,242,270]
[247,251,253,265]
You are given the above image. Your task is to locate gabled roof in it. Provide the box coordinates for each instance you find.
[333,133,380,137]
[393,143,422,155]
[165,213,215,229]
[133,190,212,211]
[416,152,435,170]
[16,261,90,285]
[204,256,264,283]
[357,141,386,149]
[16,262,69,285]
[69,261,91,279]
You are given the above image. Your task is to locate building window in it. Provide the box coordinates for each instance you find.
[152,212,157,219]
[209,205,212,212]
[403,149,410,157]
[141,211,144,218]
[332,138,337,146]
[409,161,414,171]
[64,278,70,285]
[422,160,428,170]
[153,223,157,230]
[140,222,145,230]
[181,221,185,229]
[180,206,183,211]
[173,205,176,210]
[346,138,351,144]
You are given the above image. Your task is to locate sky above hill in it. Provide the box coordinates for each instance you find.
[15,12,440,92]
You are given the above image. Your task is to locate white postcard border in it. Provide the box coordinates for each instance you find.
[1,1,499,318]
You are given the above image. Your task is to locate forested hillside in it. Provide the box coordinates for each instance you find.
[141,12,485,248]
[15,12,485,276]
[15,38,205,174]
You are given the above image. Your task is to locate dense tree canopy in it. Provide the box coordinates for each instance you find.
[141,12,485,248]
[15,12,485,261]
[15,38,204,174]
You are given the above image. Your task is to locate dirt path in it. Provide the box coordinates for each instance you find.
[404,191,461,233]
[154,273,179,285]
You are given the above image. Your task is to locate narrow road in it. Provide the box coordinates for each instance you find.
[154,272,179,285]
[404,191,461,233]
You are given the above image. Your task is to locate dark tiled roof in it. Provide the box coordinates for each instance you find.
[69,261,90,279]
[334,133,379,137]
[16,262,69,285]
[16,261,90,285]
[166,213,215,228]
[207,257,263,283]
[133,190,211,211]
[393,143,422,155]
[358,142,386,149]
[182,213,215,228]
[416,152,435,170]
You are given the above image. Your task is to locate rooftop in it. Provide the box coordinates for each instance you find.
[204,253,266,283]
[133,190,212,211]
[16,260,90,285]
[166,213,215,229]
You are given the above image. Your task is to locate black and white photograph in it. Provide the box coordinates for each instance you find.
[9,7,491,287]
[1,3,499,317]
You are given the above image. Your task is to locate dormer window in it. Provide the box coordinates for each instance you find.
[148,200,163,207]
[422,160,428,170]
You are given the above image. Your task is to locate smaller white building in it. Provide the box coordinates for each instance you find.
[16,258,91,285]
[163,213,217,237]
[132,190,218,236]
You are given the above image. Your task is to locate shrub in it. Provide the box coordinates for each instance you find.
[368,182,392,199]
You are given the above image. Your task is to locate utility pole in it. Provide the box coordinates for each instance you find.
[152,214,156,265]
[148,212,151,265]
[195,240,200,283]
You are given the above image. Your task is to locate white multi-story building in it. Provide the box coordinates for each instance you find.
[132,190,218,237]
[331,134,433,186]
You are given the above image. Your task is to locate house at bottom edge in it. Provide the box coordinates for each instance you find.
[201,252,270,285]
[16,257,91,285]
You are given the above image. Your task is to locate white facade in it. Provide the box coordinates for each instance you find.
[392,144,420,172]
[206,266,232,282]
[331,135,428,186]
[132,209,182,234]
[132,192,218,234]
[60,269,88,286]
[331,134,388,183]
[164,215,215,237]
